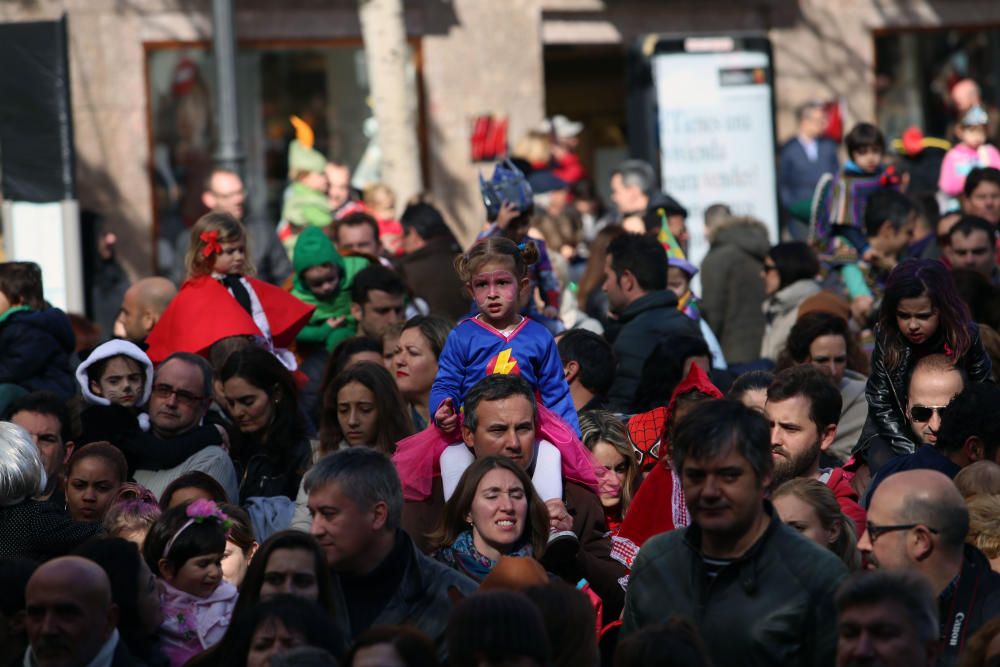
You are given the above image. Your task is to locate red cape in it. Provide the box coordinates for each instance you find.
[145,275,314,364]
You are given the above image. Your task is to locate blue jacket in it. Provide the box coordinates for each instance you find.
[431,316,579,432]
[0,306,75,399]
[778,136,840,208]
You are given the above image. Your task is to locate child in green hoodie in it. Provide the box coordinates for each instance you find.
[291,226,370,351]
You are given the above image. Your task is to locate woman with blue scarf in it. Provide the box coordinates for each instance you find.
[431,456,550,582]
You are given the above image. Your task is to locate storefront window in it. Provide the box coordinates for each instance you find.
[146,42,417,277]
[875,28,1000,142]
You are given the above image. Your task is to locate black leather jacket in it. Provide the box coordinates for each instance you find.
[864,323,993,455]
[622,503,848,666]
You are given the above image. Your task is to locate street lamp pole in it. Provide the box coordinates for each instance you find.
[211,0,243,174]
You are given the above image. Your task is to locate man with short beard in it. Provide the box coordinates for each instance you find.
[766,366,865,535]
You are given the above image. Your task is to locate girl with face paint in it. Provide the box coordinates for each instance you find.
[393,237,613,530]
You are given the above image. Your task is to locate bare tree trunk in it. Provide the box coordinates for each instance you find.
[358,0,422,211]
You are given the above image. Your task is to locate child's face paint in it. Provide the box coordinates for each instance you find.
[95,355,145,407]
[470,261,523,328]
[895,294,939,345]
[213,240,246,275]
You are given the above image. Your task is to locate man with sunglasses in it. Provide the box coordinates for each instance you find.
[863,355,964,504]
[132,352,239,501]
[860,469,1000,666]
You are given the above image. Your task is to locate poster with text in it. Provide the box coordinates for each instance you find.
[653,48,778,291]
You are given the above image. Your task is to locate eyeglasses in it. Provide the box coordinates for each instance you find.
[909,404,949,423]
[865,521,939,544]
[152,383,205,406]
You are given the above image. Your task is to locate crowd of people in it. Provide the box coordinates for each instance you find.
[3,91,1000,667]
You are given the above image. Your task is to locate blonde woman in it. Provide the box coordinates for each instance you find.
[579,410,639,534]
[773,478,861,571]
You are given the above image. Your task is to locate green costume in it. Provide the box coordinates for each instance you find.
[291,226,369,351]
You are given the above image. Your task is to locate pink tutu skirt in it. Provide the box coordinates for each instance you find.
[393,403,614,501]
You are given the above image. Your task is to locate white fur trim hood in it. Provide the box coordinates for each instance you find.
[76,339,155,407]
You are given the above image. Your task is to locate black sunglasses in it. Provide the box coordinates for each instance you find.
[909,404,949,423]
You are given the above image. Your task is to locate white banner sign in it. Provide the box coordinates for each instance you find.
[653,49,779,291]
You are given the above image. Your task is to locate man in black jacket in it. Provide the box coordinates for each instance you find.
[307,447,476,658]
[621,400,847,666]
[603,233,700,412]
[860,468,1000,666]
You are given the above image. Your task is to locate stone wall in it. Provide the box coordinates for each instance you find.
[1,0,999,276]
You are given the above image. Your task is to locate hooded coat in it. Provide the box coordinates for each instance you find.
[0,306,75,399]
[291,226,368,351]
[700,219,770,364]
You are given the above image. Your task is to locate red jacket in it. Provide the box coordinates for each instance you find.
[825,466,867,538]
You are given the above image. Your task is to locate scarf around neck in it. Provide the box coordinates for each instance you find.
[436,529,533,582]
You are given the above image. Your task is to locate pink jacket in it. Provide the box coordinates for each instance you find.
[939,143,1000,196]
[158,579,238,667]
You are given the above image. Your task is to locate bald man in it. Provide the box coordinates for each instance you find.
[860,470,1000,665]
[24,556,127,667]
[114,277,177,344]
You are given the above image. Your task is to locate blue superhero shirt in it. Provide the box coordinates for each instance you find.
[431,316,581,434]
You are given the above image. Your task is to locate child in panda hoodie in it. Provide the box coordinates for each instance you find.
[75,340,225,475]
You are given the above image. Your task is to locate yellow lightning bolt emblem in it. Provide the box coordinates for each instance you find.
[491,348,518,375]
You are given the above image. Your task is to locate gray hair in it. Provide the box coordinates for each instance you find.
[0,421,45,506]
[304,448,402,531]
[835,570,939,642]
[612,159,656,195]
[159,351,214,399]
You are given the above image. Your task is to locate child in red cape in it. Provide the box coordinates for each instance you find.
[610,364,723,573]
[145,212,313,367]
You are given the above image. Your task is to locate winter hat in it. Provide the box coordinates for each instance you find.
[75,339,155,407]
[797,290,851,323]
[446,591,551,667]
[288,115,327,175]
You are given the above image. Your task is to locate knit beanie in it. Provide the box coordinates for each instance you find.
[446,591,551,667]
[75,339,154,407]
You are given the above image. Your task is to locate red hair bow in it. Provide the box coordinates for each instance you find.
[200,230,222,257]
[879,164,901,188]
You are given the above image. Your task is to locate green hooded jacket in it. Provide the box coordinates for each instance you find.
[291,226,369,351]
